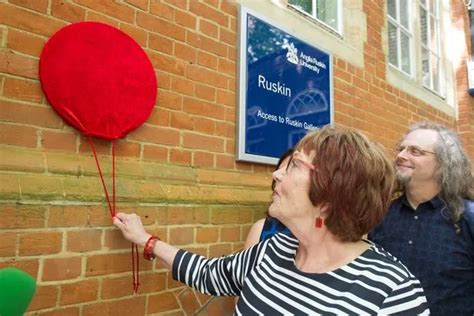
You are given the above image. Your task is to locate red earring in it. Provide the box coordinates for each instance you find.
[315,216,324,228]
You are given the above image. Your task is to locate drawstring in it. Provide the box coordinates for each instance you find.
[88,137,139,293]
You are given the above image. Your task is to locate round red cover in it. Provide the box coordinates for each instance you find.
[39,22,157,140]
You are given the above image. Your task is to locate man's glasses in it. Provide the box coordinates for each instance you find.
[395,145,435,157]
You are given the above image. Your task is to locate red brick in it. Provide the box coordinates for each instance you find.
[42,257,82,281]
[199,20,218,38]
[124,0,148,11]
[67,230,102,252]
[216,153,235,169]
[0,124,37,148]
[171,76,195,96]
[9,0,48,13]
[0,232,17,256]
[183,96,225,120]
[7,29,46,57]
[137,11,185,41]
[209,243,232,257]
[187,32,227,57]
[163,0,188,10]
[0,204,46,229]
[51,0,86,23]
[0,50,39,79]
[175,42,197,63]
[85,11,118,27]
[104,229,130,250]
[157,89,182,110]
[78,135,110,155]
[101,275,133,299]
[182,131,224,152]
[196,227,218,243]
[0,100,62,128]
[3,77,42,103]
[150,1,174,20]
[143,144,168,161]
[189,1,228,27]
[193,116,215,134]
[193,151,214,168]
[176,288,201,315]
[0,3,66,37]
[175,9,196,29]
[19,231,62,256]
[114,139,141,158]
[221,1,237,15]
[39,306,80,316]
[170,111,193,130]
[83,296,146,316]
[148,50,185,76]
[186,64,227,88]
[147,291,180,314]
[41,130,77,151]
[221,226,241,242]
[27,285,58,311]
[195,83,216,101]
[0,259,39,279]
[48,205,89,227]
[128,124,180,146]
[169,227,194,245]
[197,50,218,70]
[170,148,192,165]
[219,27,236,46]
[216,121,234,138]
[149,33,174,55]
[218,58,235,76]
[60,279,99,305]
[75,0,134,23]
[119,23,148,47]
[86,253,152,276]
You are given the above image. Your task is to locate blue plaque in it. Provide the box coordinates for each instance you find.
[237,7,333,165]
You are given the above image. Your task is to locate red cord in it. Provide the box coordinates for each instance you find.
[112,141,116,217]
[132,243,140,293]
[88,137,114,217]
[88,137,139,293]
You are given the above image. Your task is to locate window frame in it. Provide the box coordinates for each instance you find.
[287,0,343,34]
[419,0,443,95]
[387,0,415,77]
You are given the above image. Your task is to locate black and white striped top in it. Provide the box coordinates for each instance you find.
[173,233,429,315]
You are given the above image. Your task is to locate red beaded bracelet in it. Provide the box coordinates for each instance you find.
[143,236,159,261]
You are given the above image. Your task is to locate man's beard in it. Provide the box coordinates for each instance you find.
[396,171,411,188]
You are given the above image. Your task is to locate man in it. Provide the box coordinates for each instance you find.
[369,122,474,315]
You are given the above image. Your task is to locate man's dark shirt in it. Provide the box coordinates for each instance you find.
[369,195,474,315]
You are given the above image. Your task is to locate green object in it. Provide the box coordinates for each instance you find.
[0,267,36,316]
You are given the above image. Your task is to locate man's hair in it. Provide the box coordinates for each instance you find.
[399,122,474,233]
[296,125,394,241]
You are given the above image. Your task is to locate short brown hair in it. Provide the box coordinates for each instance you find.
[296,126,394,241]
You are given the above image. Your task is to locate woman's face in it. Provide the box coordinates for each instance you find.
[269,151,315,223]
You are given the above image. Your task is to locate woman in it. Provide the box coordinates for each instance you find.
[114,126,429,314]
[244,148,293,249]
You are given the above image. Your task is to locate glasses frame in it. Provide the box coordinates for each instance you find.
[395,145,435,157]
[286,152,316,172]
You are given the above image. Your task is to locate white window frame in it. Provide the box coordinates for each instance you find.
[386,0,453,116]
[419,0,443,95]
[387,0,415,76]
[288,0,343,34]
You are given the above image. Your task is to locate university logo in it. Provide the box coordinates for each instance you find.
[283,41,299,65]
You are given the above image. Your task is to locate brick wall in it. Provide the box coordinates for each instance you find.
[0,0,472,315]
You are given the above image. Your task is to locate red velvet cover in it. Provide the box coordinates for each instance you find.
[39,22,157,140]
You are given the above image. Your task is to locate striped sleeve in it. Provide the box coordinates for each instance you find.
[379,275,429,315]
[172,241,266,296]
